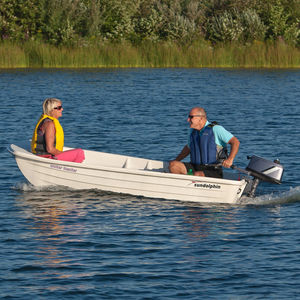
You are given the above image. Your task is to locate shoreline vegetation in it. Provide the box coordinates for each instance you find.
[1,0,300,68]
[1,40,300,68]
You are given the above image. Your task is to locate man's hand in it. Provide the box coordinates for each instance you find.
[222,158,234,168]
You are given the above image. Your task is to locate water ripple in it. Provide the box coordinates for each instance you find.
[1,68,300,299]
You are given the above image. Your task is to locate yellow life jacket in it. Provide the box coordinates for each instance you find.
[31,114,64,154]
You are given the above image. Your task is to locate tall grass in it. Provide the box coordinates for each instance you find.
[0,40,299,68]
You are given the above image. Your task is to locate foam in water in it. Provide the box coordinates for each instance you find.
[12,182,71,192]
[239,186,300,206]
[12,181,300,206]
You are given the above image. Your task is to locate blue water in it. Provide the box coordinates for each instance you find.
[1,68,300,299]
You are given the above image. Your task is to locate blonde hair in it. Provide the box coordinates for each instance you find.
[43,98,61,115]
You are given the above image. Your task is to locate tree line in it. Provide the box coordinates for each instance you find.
[1,0,299,47]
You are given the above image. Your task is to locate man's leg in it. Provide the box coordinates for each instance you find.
[169,161,187,174]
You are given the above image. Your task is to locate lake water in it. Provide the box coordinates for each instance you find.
[1,68,300,299]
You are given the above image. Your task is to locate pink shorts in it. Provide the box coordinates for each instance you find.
[55,148,85,163]
[39,148,85,163]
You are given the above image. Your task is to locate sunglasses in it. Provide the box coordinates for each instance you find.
[188,115,203,119]
[54,106,63,110]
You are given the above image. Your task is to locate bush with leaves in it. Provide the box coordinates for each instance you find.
[254,0,300,45]
[283,20,300,46]
[156,0,199,43]
[268,0,289,37]
[0,0,299,47]
[99,0,137,41]
[239,9,266,43]
[0,0,44,41]
[206,10,244,43]
[131,2,163,43]
[269,0,300,45]
[41,0,87,45]
[0,0,19,39]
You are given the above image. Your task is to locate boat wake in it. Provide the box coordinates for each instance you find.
[12,182,70,193]
[13,182,300,207]
[239,186,300,206]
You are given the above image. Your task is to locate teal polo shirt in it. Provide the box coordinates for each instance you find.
[188,121,233,148]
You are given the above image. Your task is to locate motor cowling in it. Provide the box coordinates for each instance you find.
[246,155,284,184]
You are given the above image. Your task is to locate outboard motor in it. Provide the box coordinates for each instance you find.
[245,155,284,197]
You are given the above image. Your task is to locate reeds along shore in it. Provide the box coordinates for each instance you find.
[1,40,300,68]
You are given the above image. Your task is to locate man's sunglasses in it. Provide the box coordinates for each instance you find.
[54,106,63,110]
[188,115,203,119]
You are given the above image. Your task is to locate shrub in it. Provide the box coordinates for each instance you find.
[283,20,300,46]
[239,9,266,43]
[206,10,243,43]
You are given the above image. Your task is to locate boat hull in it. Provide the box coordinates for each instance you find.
[8,144,247,204]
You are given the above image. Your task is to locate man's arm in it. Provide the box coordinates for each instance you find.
[169,145,190,174]
[174,145,190,161]
[222,136,240,168]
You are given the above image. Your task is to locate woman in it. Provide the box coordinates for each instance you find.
[31,98,85,163]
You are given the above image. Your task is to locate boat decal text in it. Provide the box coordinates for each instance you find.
[50,164,77,173]
[192,181,221,189]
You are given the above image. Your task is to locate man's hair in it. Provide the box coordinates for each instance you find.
[194,107,207,118]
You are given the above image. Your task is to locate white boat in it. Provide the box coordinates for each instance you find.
[8,143,284,204]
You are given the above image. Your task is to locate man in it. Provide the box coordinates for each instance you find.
[169,107,240,178]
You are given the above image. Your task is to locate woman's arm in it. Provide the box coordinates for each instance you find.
[44,121,63,156]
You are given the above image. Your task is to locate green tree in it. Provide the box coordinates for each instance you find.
[131,0,163,43]
[240,9,266,43]
[206,10,243,43]
[0,0,299,47]
[99,0,138,41]
[0,0,44,40]
[0,0,18,39]
[41,0,87,45]
[155,0,197,42]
